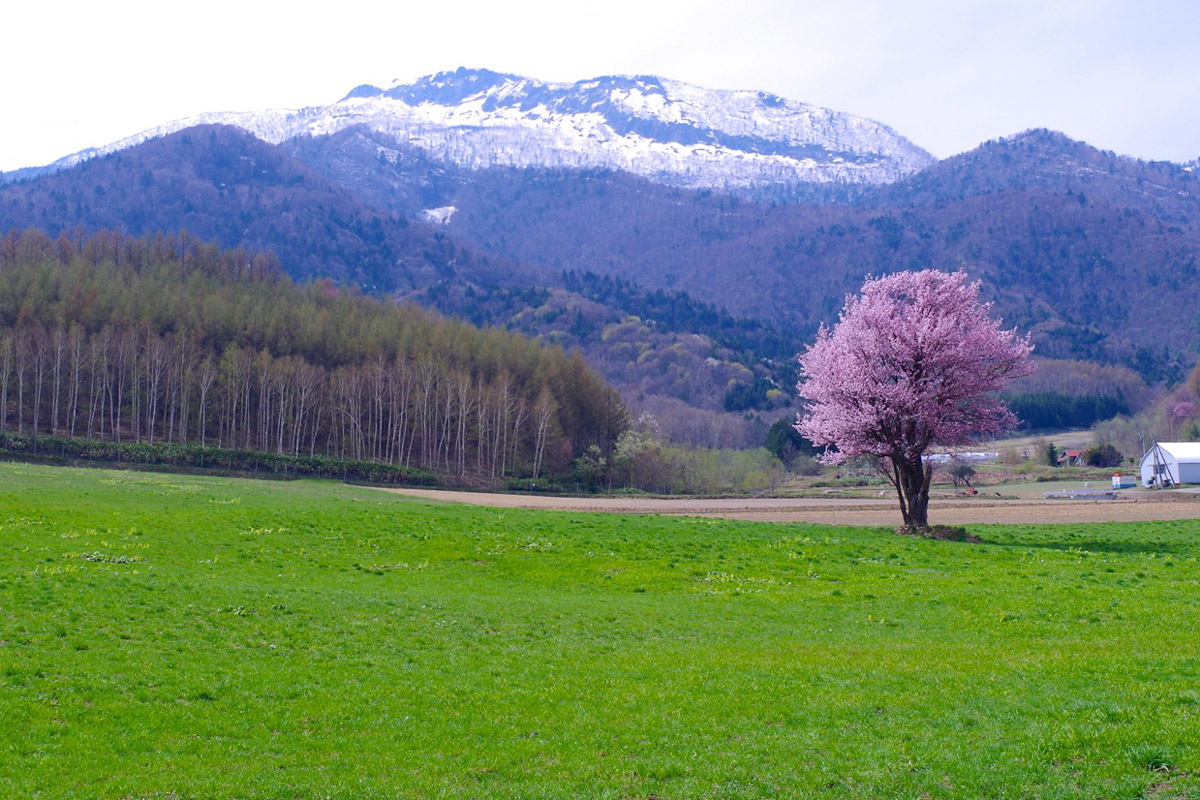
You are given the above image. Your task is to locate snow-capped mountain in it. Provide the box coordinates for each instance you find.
[42,68,935,195]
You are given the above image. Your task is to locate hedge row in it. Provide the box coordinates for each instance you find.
[0,433,439,487]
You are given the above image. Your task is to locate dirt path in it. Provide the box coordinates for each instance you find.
[376,487,1200,525]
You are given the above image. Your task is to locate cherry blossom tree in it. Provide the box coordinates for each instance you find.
[797,270,1033,529]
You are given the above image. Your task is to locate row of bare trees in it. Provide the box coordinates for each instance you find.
[0,322,583,479]
[0,229,628,480]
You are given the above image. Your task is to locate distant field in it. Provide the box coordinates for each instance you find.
[384,484,1200,527]
[988,429,1097,454]
[2,462,1199,798]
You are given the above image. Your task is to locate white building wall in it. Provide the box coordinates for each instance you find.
[1141,445,1176,486]
[1179,462,1200,484]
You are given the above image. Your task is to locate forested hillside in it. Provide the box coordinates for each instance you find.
[438,132,1200,382]
[0,125,502,293]
[6,122,1199,435]
[418,273,800,439]
[0,230,627,482]
[0,128,800,441]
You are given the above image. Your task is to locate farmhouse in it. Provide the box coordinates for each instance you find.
[1060,449,1085,467]
[1139,442,1200,486]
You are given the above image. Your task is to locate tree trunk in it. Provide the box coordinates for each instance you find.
[0,333,11,432]
[49,326,66,436]
[891,455,932,529]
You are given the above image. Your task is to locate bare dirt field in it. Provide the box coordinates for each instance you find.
[377,487,1200,526]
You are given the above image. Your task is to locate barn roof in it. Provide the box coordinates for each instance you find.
[1143,442,1200,463]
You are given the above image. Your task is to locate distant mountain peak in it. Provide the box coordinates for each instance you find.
[330,68,939,194]
[881,126,1200,208]
[32,68,936,198]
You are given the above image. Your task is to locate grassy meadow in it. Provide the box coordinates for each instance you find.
[2,462,1199,798]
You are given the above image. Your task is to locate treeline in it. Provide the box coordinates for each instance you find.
[1006,392,1128,431]
[0,432,437,485]
[1006,358,1150,413]
[0,229,628,482]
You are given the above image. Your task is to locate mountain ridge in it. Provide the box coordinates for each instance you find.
[6,120,1199,388]
[10,67,935,200]
[0,124,504,292]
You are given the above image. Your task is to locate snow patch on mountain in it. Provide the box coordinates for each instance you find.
[43,68,938,194]
[422,206,457,225]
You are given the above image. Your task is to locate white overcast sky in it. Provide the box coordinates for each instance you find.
[2,0,1197,172]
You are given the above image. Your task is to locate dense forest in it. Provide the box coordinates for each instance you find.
[0,126,799,440]
[0,126,499,293]
[421,273,799,427]
[1005,392,1129,431]
[0,229,628,482]
[441,134,1200,383]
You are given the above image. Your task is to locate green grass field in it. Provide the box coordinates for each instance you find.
[2,462,1199,799]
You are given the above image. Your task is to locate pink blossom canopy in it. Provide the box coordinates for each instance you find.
[1172,401,1197,421]
[797,270,1033,463]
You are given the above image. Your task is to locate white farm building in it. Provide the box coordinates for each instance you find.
[1139,442,1200,487]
